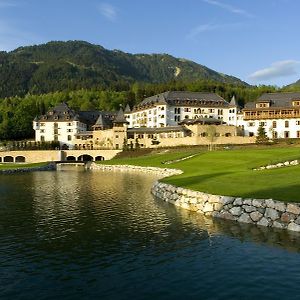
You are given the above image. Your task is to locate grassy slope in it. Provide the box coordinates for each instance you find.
[99,147,300,202]
[0,162,48,170]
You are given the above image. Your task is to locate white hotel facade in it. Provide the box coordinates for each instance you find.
[124,91,238,128]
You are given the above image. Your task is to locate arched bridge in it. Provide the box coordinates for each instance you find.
[0,150,121,164]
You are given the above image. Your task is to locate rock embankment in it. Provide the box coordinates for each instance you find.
[152,181,300,232]
[254,159,299,171]
[90,163,183,178]
[0,163,56,174]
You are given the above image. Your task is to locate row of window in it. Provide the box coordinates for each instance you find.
[248,120,300,128]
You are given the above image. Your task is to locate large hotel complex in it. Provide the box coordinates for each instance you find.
[33,91,300,149]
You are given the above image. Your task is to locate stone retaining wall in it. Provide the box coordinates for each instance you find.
[152,181,300,232]
[90,163,183,178]
[0,163,56,174]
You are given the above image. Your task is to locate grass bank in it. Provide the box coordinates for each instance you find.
[98,147,300,203]
[0,162,48,170]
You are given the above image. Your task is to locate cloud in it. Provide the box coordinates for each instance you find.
[186,23,220,39]
[249,60,300,81]
[186,22,241,40]
[97,3,117,21]
[203,0,253,17]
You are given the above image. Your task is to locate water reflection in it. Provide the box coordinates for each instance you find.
[1,170,300,299]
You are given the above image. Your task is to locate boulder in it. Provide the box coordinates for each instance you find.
[250,211,263,222]
[257,217,269,227]
[238,213,252,224]
[287,222,300,232]
[265,208,280,221]
[286,204,300,215]
[203,202,214,213]
[229,206,242,216]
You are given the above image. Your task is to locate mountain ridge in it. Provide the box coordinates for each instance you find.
[0,40,250,98]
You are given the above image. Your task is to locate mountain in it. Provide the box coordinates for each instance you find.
[0,40,247,98]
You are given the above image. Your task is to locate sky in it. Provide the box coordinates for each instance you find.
[0,0,299,87]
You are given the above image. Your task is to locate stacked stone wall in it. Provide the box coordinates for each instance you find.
[152,182,300,232]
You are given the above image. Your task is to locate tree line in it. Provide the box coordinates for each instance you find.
[0,79,298,141]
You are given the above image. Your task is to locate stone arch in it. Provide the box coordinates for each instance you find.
[95,156,105,161]
[78,154,93,162]
[66,156,76,161]
[4,156,14,162]
[15,156,26,163]
[225,133,232,137]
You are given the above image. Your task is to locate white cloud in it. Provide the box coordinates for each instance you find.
[97,3,117,21]
[186,23,220,39]
[203,0,253,17]
[186,22,241,40]
[249,60,300,81]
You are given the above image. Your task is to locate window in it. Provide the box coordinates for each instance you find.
[259,122,266,127]
[68,135,72,141]
[67,122,72,126]
[54,135,58,142]
[248,122,255,127]
[67,129,73,132]
[273,131,278,139]
[256,102,269,108]
[41,135,45,142]
[115,135,119,138]
[40,123,45,126]
[54,129,58,134]
[184,108,191,112]
[40,129,45,133]
[285,121,289,128]
[293,101,300,106]
[297,131,300,138]
[249,132,254,137]
[272,121,277,128]
[296,121,300,125]
[284,131,289,138]
[174,107,181,114]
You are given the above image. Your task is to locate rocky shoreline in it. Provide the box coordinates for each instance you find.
[0,163,56,174]
[152,181,300,232]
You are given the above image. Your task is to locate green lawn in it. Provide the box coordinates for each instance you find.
[0,162,48,170]
[99,147,300,202]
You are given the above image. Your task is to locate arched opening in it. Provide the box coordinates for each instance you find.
[95,156,105,161]
[78,154,93,162]
[4,156,14,162]
[66,156,76,161]
[15,156,26,163]
[225,133,232,137]
[0,157,2,162]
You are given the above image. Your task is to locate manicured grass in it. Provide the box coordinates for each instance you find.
[99,147,300,202]
[0,162,48,170]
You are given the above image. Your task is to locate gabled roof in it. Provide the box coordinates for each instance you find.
[124,104,131,113]
[134,91,229,111]
[113,108,128,124]
[93,112,116,128]
[244,92,300,109]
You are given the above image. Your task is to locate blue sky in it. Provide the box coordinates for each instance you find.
[0,0,299,86]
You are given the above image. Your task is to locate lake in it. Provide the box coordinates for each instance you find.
[1,169,300,299]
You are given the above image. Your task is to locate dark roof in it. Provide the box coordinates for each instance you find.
[134,91,229,111]
[124,104,131,113]
[244,92,300,109]
[127,126,189,133]
[35,102,78,122]
[93,112,116,128]
[113,108,128,124]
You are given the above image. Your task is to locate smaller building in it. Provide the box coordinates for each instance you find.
[243,92,300,139]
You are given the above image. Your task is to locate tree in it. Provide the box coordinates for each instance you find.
[206,125,217,151]
[256,124,269,144]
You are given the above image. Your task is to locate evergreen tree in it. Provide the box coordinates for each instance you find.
[256,124,269,144]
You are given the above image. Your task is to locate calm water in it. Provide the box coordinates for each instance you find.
[1,169,300,300]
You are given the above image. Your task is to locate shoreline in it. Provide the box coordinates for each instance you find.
[91,163,300,233]
[0,162,56,174]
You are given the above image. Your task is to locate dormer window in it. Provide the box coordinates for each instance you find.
[256,102,270,108]
[49,111,53,115]
[54,116,59,120]
[292,100,300,106]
